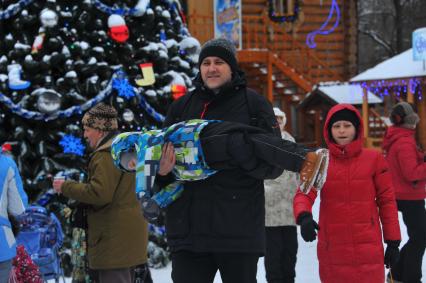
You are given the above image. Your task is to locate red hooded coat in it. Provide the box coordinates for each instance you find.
[294,104,401,283]
[382,126,426,200]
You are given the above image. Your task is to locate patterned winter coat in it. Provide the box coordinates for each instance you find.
[382,126,426,200]
[0,153,28,262]
[264,131,299,226]
[293,104,401,283]
[111,119,218,208]
[61,135,148,270]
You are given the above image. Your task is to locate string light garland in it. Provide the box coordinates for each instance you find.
[352,78,423,100]
[306,0,340,48]
[268,0,300,23]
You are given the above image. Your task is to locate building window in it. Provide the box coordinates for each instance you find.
[268,0,299,23]
[272,0,290,14]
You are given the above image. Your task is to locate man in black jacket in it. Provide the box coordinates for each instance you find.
[156,38,318,283]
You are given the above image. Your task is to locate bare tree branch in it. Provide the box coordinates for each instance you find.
[359,29,397,56]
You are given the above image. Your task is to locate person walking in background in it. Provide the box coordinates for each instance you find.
[382,102,426,283]
[294,104,401,283]
[0,149,28,282]
[53,103,149,283]
[264,107,299,283]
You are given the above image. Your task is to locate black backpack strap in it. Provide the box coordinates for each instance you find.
[245,88,258,127]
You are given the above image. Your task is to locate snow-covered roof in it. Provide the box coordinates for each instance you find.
[351,48,426,82]
[299,83,382,108]
[316,83,382,104]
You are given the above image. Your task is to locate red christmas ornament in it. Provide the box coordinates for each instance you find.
[108,14,129,43]
[2,142,12,152]
[31,32,45,54]
[171,84,187,100]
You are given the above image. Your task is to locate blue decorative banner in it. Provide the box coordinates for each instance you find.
[92,0,147,16]
[0,78,113,121]
[0,70,165,123]
[138,93,165,123]
[413,27,426,61]
[214,0,242,49]
[0,0,35,20]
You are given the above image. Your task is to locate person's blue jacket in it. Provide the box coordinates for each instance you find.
[111,119,218,208]
[0,153,28,262]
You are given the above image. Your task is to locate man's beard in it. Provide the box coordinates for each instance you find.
[85,138,95,151]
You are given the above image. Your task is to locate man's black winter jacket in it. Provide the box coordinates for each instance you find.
[162,72,282,253]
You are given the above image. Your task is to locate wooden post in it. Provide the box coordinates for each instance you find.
[267,53,273,102]
[417,84,426,150]
[407,79,414,104]
[288,0,294,15]
[315,110,321,147]
[283,97,292,134]
[362,87,369,143]
[298,107,305,142]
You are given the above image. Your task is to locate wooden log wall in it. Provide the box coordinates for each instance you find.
[187,0,358,81]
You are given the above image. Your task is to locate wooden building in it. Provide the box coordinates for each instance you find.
[184,0,358,136]
[351,48,426,150]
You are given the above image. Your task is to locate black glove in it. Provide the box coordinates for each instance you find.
[140,196,160,223]
[384,240,400,268]
[297,212,319,242]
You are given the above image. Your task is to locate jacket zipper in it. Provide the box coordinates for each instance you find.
[200,102,211,119]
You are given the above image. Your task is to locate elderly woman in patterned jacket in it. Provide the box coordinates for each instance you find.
[264,107,300,283]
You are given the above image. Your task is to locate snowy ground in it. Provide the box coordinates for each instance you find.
[150,201,426,283]
[52,201,425,283]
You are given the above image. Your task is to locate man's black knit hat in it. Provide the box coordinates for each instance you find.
[198,38,238,71]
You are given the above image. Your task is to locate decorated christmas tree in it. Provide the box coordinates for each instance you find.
[0,0,200,273]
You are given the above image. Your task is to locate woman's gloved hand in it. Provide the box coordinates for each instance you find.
[297,212,319,242]
[384,240,401,268]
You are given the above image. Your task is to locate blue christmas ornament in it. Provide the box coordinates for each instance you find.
[112,71,137,99]
[159,29,167,42]
[59,134,86,156]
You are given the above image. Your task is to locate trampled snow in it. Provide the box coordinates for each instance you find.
[49,199,425,282]
[149,200,426,283]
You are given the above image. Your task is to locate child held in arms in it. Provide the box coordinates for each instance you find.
[111,119,329,222]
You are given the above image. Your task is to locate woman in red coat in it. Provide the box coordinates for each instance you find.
[293,104,401,283]
[382,102,426,283]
